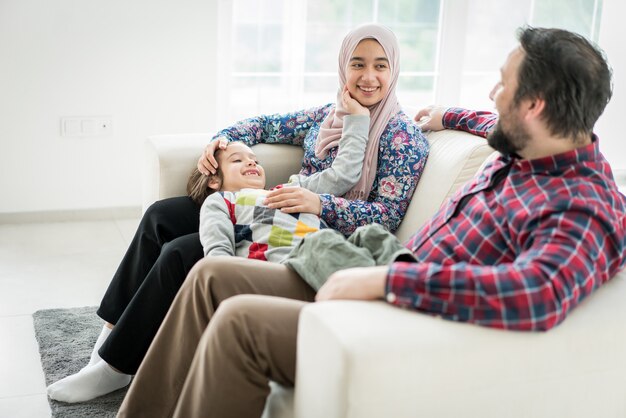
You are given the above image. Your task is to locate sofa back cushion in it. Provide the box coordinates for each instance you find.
[142,136,304,211]
[394,130,495,243]
[253,131,495,244]
[143,131,495,244]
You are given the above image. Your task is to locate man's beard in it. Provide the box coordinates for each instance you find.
[487,113,530,157]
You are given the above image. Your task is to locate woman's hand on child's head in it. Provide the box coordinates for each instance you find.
[197,137,229,175]
[413,105,447,132]
[264,187,322,215]
[341,86,370,116]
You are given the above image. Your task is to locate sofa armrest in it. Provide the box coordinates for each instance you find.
[142,134,304,212]
[294,271,626,418]
[142,134,212,212]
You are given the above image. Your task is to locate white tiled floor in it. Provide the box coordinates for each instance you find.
[0,217,140,418]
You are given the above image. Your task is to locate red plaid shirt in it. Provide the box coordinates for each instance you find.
[386,108,626,330]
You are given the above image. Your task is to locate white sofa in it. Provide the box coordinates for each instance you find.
[143,129,626,418]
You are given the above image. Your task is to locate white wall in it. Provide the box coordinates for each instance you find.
[0,1,623,216]
[596,0,626,172]
[0,0,218,214]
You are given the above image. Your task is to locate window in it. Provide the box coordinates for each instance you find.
[448,0,603,109]
[216,0,603,126]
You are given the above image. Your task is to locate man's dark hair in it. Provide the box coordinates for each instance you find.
[514,26,612,139]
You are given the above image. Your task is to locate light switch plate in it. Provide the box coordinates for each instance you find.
[61,116,112,137]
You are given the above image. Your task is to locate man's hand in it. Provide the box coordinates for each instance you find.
[197,137,228,175]
[342,86,370,116]
[413,105,447,132]
[264,186,322,215]
[316,266,388,301]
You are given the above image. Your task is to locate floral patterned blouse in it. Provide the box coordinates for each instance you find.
[212,104,429,236]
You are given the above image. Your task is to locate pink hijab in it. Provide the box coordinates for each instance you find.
[315,23,401,201]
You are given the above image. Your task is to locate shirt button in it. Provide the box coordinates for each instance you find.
[386,292,397,303]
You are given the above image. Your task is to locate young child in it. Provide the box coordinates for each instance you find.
[189,115,371,262]
[193,141,327,262]
[186,86,373,263]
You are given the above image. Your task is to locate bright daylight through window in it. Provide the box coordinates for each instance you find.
[216,0,603,126]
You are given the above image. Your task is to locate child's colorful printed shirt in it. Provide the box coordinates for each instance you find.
[200,188,327,263]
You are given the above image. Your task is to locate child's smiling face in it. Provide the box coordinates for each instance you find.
[210,142,266,192]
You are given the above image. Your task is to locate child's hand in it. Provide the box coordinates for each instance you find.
[341,87,370,116]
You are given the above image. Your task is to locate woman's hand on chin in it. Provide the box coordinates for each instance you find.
[342,86,370,116]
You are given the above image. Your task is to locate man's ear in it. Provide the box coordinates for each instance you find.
[522,96,546,122]
[208,175,221,191]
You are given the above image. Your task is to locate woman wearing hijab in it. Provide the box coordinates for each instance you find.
[117,23,425,418]
[48,23,428,405]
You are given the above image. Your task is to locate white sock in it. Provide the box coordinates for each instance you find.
[87,325,112,367]
[46,360,131,403]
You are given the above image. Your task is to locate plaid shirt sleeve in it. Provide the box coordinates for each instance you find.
[443,107,498,138]
[386,207,619,331]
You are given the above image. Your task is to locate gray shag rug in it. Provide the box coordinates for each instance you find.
[33,306,127,418]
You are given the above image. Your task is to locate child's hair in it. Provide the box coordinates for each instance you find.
[187,168,218,205]
[187,147,226,205]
